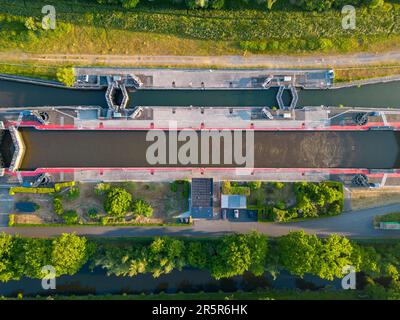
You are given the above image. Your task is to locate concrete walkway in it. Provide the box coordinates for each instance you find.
[1,203,400,238]
[3,51,400,68]
[0,189,13,227]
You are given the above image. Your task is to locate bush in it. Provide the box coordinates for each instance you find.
[87,208,99,220]
[221,181,250,196]
[56,68,75,87]
[170,181,178,193]
[62,210,78,224]
[182,181,190,199]
[95,183,110,195]
[8,214,15,226]
[66,187,80,201]
[248,181,262,190]
[132,199,153,218]
[53,196,63,215]
[104,188,132,217]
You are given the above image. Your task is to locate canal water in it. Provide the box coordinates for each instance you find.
[2,79,400,108]
[19,128,400,170]
[0,266,341,297]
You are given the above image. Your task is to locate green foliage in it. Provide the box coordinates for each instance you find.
[248,181,262,191]
[94,236,185,278]
[53,196,63,215]
[221,181,250,196]
[182,181,190,199]
[104,187,132,217]
[24,17,38,31]
[186,242,207,269]
[65,187,80,201]
[0,233,91,281]
[56,68,75,87]
[121,0,140,8]
[132,199,153,218]
[210,232,268,279]
[278,231,354,280]
[51,233,92,275]
[8,214,15,227]
[0,233,15,282]
[62,210,79,224]
[95,183,111,195]
[170,181,178,193]
[87,208,99,220]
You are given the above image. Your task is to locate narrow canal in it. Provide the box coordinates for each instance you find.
[0,266,341,297]
[2,79,400,108]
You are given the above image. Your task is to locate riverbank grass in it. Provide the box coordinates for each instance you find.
[1,0,400,56]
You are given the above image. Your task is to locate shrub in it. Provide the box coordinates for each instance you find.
[87,208,99,220]
[56,68,75,87]
[221,181,250,196]
[62,210,78,224]
[66,187,80,201]
[170,181,178,193]
[248,181,262,190]
[95,183,110,195]
[104,188,132,217]
[53,196,63,215]
[8,214,15,226]
[132,199,153,218]
[182,181,190,199]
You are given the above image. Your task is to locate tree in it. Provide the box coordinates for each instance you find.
[279,231,355,280]
[246,231,268,276]
[104,187,132,217]
[14,238,50,279]
[56,68,75,87]
[51,233,91,275]
[0,233,17,282]
[148,237,185,277]
[278,231,319,277]
[210,234,252,279]
[132,199,153,218]
[186,242,207,269]
[314,234,353,280]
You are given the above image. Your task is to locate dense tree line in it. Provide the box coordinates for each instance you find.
[93,232,268,279]
[94,0,386,10]
[0,233,93,282]
[2,231,400,297]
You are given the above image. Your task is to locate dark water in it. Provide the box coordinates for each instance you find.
[2,79,400,108]
[298,81,400,108]
[0,266,340,297]
[0,79,107,108]
[19,129,400,170]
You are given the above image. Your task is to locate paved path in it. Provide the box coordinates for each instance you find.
[1,203,400,238]
[0,189,12,227]
[3,51,400,68]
